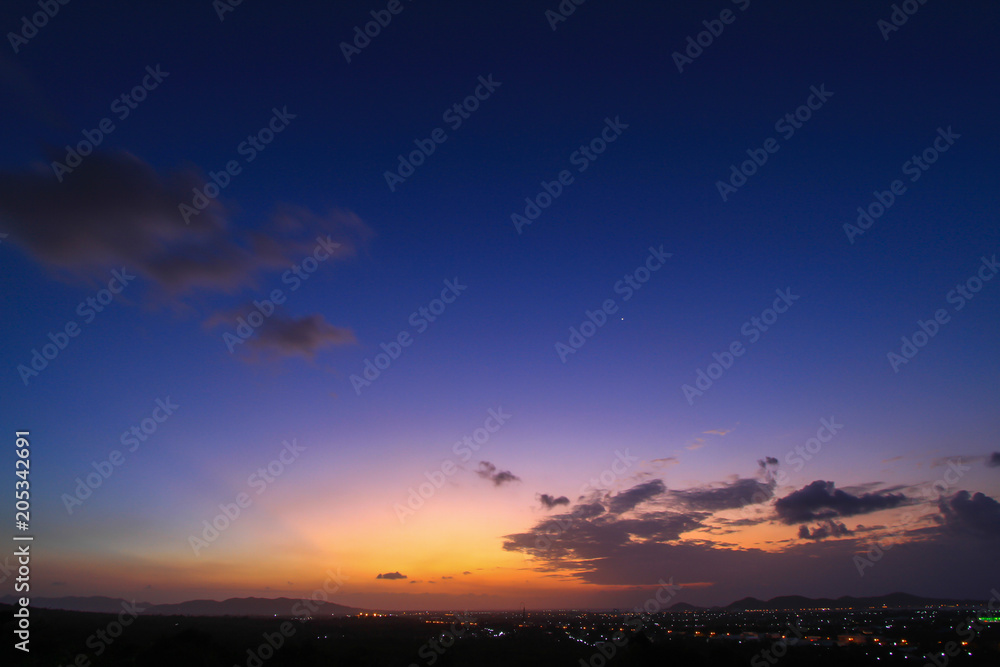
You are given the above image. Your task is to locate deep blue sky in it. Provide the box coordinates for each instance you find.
[1,1,999,608]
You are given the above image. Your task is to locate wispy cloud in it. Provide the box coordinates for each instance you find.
[476,461,521,486]
[538,493,570,509]
[797,519,853,541]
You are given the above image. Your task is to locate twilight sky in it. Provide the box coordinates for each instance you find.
[1,1,999,610]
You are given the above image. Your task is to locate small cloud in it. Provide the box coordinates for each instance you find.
[462,571,471,575]
[247,313,355,360]
[206,309,355,361]
[376,571,407,580]
[441,576,453,580]
[930,455,982,468]
[988,453,1000,468]
[650,457,679,469]
[476,461,521,487]
[881,456,904,464]
[704,428,734,436]
[538,493,570,509]
[797,520,853,541]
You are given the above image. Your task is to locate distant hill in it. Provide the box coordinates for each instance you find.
[0,595,359,617]
[4,591,988,615]
[721,592,986,611]
[0,595,133,614]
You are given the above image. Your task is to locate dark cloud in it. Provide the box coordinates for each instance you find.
[988,453,1000,468]
[376,571,407,580]
[0,150,369,297]
[713,516,770,528]
[570,502,605,520]
[938,491,1000,539]
[504,498,704,563]
[607,480,666,515]
[774,480,906,524]
[669,477,774,512]
[476,461,521,487]
[502,470,997,602]
[759,456,779,467]
[441,576,453,580]
[797,520,853,541]
[462,571,471,575]
[248,313,355,360]
[205,307,355,361]
[538,493,570,509]
[0,151,371,367]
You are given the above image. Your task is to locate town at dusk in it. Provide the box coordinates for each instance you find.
[2,1,999,665]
